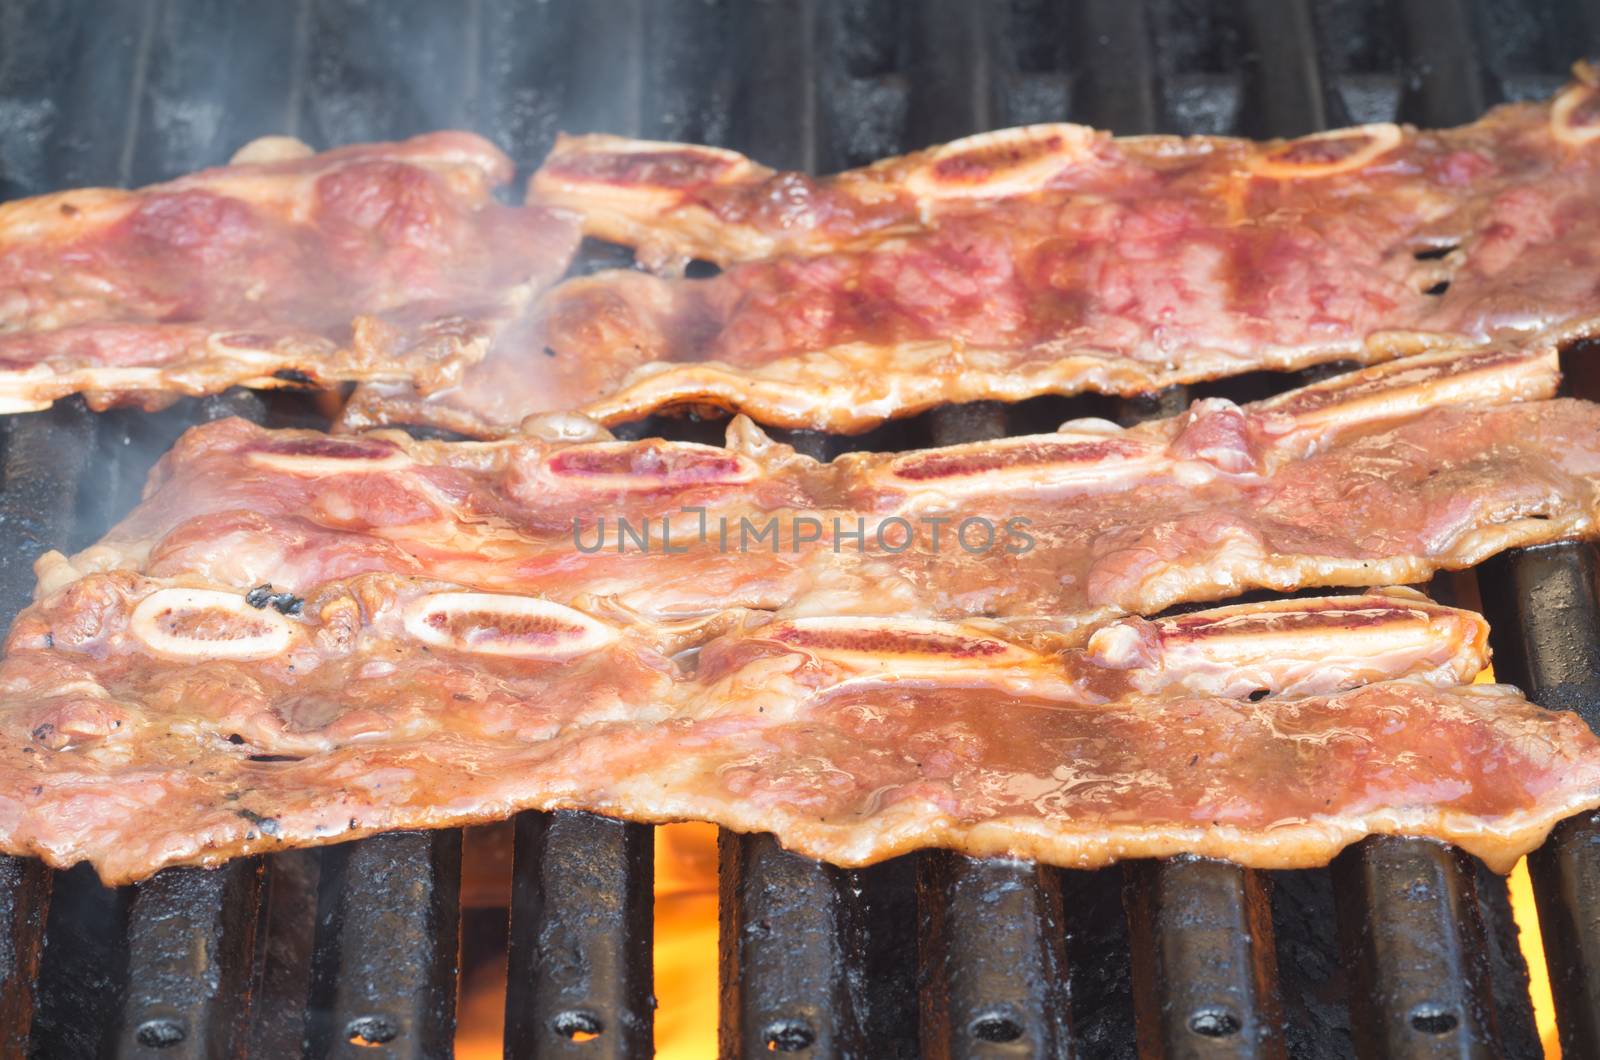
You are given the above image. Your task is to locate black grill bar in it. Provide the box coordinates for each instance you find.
[32,866,131,1056]
[306,830,463,1059]
[504,810,654,1059]
[1479,542,1600,1057]
[0,1,81,199]
[718,831,862,1057]
[1397,0,1497,123]
[927,402,1009,448]
[486,0,662,1031]
[475,0,566,173]
[914,404,1072,1060]
[81,391,268,546]
[847,856,921,1059]
[904,0,994,149]
[1069,0,1158,136]
[301,0,479,149]
[0,405,96,1054]
[727,0,818,170]
[714,19,875,1052]
[248,850,321,1059]
[1126,857,1284,1058]
[1238,0,1327,137]
[918,854,1071,1059]
[203,9,487,1053]
[0,854,49,1056]
[1319,21,1510,1060]
[1059,866,1137,1053]
[557,0,644,141]
[115,859,266,1059]
[1332,839,1500,1057]
[131,0,303,179]
[0,406,96,620]
[635,0,728,147]
[1057,15,1283,1016]
[1477,540,1600,735]
[40,0,155,191]
[1068,0,1195,438]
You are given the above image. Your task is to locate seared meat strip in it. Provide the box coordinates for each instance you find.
[47,339,1600,638]
[346,67,1600,435]
[0,133,578,412]
[1,581,1592,884]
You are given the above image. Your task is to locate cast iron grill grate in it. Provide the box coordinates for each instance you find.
[0,1,1596,1057]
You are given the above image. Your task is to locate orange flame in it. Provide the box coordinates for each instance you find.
[454,962,505,1059]
[452,822,722,1058]
[1509,857,1560,1057]
[455,726,1560,1056]
[1477,664,1559,1057]
[653,822,721,1059]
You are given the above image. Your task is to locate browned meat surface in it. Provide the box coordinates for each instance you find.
[52,340,1599,639]
[345,67,1600,435]
[5,580,1593,884]
[8,330,1600,882]
[0,133,579,412]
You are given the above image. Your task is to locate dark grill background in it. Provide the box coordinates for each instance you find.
[1,1,1599,1057]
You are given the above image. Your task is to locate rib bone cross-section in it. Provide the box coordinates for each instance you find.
[6,342,1600,881]
[3,580,1594,884]
[347,66,1600,435]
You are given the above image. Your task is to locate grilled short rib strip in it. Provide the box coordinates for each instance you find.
[53,340,1600,639]
[0,133,579,412]
[6,580,1595,884]
[345,67,1600,435]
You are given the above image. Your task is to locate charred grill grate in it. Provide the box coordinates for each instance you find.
[0,1,1597,1057]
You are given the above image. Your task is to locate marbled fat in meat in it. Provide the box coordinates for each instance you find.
[6,580,1595,884]
[346,67,1600,435]
[0,133,579,412]
[56,340,1600,639]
